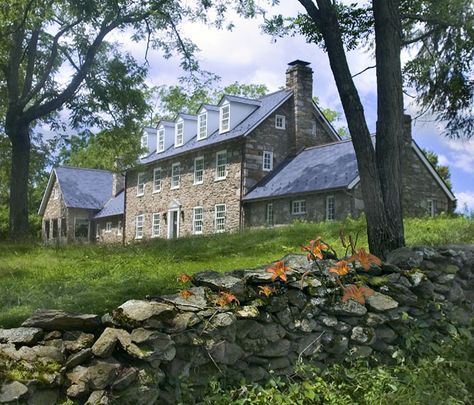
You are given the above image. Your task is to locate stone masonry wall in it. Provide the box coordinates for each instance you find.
[124,140,243,242]
[1,245,472,404]
[96,216,123,244]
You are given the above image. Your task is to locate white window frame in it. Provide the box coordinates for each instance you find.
[135,214,144,240]
[266,203,274,227]
[153,168,161,193]
[117,220,122,236]
[194,156,204,185]
[215,204,226,233]
[275,114,286,129]
[53,186,59,200]
[198,112,207,140]
[193,206,204,235]
[215,150,227,180]
[157,128,165,152]
[171,163,181,189]
[326,195,335,221]
[427,199,436,217]
[219,103,230,133]
[292,200,307,215]
[175,120,184,147]
[151,213,161,238]
[263,151,273,171]
[96,224,100,239]
[136,172,145,196]
[105,221,112,233]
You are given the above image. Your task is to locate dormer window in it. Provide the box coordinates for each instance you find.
[175,121,184,147]
[220,104,230,133]
[158,128,165,152]
[198,112,207,140]
[140,134,148,156]
[275,115,286,129]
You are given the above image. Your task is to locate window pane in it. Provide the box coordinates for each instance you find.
[158,129,165,151]
[215,204,226,232]
[176,122,183,145]
[216,151,227,179]
[221,105,230,131]
[171,164,180,188]
[194,157,204,184]
[198,113,207,139]
[135,215,144,239]
[193,207,203,234]
[152,213,160,237]
[75,219,89,239]
[137,173,145,195]
[153,168,161,192]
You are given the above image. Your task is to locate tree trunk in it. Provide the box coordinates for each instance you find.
[7,124,31,239]
[313,0,395,258]
[373,0,405,251]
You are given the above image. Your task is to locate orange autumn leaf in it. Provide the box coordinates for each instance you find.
[216,292,240,307]
[258,285,276,297]
[301,237,329,261]
[266,261,290,282]
[177,273,193,284]
[349,248,382,271]
[180,289,194,300]
[329,260,351,277]
[342,284,375,305]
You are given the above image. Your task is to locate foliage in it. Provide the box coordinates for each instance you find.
[215,291,240,307]
[0,216,472,328]
[422,148,453,189]
[341,283,374,305]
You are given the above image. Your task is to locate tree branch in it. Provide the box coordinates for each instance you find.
[21,28,40,99]
[402,29,436,46]
[298,0,321,24]
[352,65,376,78]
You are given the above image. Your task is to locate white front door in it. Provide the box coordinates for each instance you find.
[167,209,180,239]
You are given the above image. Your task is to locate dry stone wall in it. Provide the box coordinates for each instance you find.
[1,245,473,404]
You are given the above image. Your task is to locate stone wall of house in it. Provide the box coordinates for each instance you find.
[124,141,243,242]
[0,245,472,404]
[42,179,68,243]
[244,190,353,228]
[96,216,124,244]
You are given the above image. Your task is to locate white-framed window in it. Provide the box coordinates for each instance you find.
[135,214,144,239]
[53,186,59,199]
[193,206,204,235]
[117,220,122,236]
[171,163,181,189]
[427,199,436,217]
[175,120,184,146]
[96,224,100,238]
[263,151,273,171]
[266,203,274,226]
[136,172,145,196]
[158,128,165,152]
[153,168,161,193]
[292,200,306,215]
[275,114,286,129]
[74,218,90,239]
[220,103,230,133]
[194,156,204,184]
[215,204,226,233]
[105,222,112,233]
[198,112,207,140]
[215,150,227,180]
[326,195,335,220]
[140,133,148,155]
[151,213,160,238]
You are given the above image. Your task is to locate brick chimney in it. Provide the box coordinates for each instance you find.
[286,60,314,151]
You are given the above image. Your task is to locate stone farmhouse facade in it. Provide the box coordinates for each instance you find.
[39,60,456,244]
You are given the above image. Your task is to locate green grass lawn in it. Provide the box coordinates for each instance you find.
[0,216,473,328]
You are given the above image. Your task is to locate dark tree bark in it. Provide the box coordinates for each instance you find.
[298,0,405,258]
[373,0,405,250]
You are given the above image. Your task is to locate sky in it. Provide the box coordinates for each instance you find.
[107,2,473,212]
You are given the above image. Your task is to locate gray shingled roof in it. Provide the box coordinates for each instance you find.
[243,140,359,201]
[55,167,114,210]
[94,190,124,219]
[140,90,292,166]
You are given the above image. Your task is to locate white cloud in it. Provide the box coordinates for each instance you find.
[456,192,474,212]
[437,154,449,166]
[442,138,474,174]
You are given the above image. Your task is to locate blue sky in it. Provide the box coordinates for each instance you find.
[105,3,473,211]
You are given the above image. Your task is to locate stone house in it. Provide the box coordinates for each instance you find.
[39,60,456,244]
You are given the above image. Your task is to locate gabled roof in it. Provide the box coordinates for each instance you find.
[38,167,114,215]
[140,90,293,165]
[243,139,359,201]
[243,139,456,202]
[93,190,124,219]
[157,120,175,128]
[219,94,262,106]
[177,113,197,121]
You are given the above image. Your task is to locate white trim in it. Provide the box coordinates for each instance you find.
[266,202,274,226]
[214,204,226,233]
[194,156,204,185]
[197,112,207,140]
[325,195,335,221]
[153,167,161,193]
[411,141,456,201]
[192,206,204,235]
[175,119,184,147]
[151,213,161,238]
[136,172,145,196]
[347,175,360,190]
[292,200,306,215]
[263,151,273,171]
[171,162,181,189]
[275,114,286,129]
[117,220,122,236]
[135,214,144,240]
[219,103,230,133]
[105,221,112,233]
[215,150,227,180]
[38,170,58,215]
[167,208,180,239]
[157,127,165,152]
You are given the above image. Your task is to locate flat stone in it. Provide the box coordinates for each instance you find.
[85,390,107,405]
[329,300,367,317]
[27,389,59,405]
[0,327,43,345]
[209,341,244,365]
[351,326,375,345]
[260,339,291,357]
[443,264,460,274]
[163,312,201,333]
[375,326,397,343]
[287,289,307,309]
[87,359,121,390]
[112,367,138,391]
[66,383,88,399]
[63,331,95,352]
[192,271,247,299]
[92,328,123,358]
[65,348,93,370]
[116,300,176,322]
[366,312,388,326]
[366,293,399,312]
[0,381,28,403]
[22,309,101,332]
[236,305,260,319]
[32,345,64,362]
[161,287,208,311]
[386,248,424,269]
[321,315,338,328]
[209,313,236,328]
[130,328,176,362]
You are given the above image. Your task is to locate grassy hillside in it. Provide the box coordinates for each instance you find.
[0,216,472,328]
